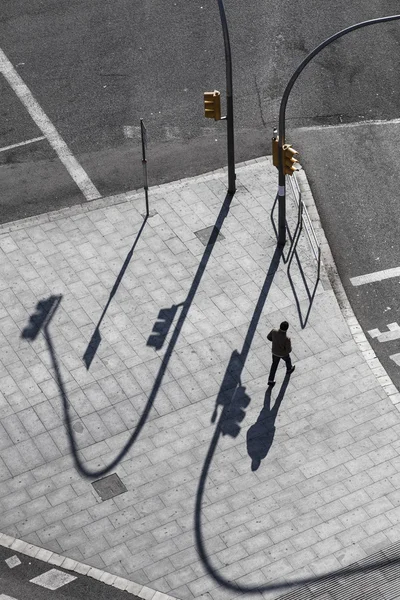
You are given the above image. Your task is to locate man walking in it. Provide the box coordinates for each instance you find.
[267,321,295,387]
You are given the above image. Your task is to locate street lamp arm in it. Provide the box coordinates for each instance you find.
[278,14,400,146]
[276,13,400,247]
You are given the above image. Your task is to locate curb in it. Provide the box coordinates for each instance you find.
[0,157,267,235]
[296,168,400,407]
[0,532,179,600]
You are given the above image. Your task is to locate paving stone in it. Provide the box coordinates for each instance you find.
[3,160,400,600]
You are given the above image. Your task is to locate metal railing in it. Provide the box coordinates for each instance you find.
[287,172,321,281]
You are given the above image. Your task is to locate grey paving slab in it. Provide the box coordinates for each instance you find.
[1,158,400,600]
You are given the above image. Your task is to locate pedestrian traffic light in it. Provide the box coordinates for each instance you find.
[204,90,221,121]
[283,143,299,176]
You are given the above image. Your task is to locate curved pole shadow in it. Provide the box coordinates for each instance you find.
[22,193,234,479]
[195,251,400,594]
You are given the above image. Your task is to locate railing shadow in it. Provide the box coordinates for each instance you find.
[271,180,320,328]
[21,192,234,479]
[286,214,320,329]
[83,215,148,369]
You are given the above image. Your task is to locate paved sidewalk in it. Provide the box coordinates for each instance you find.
[1,157,400,600]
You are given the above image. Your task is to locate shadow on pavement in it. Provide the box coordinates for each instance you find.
[83,215,148,369]
[246,375,289,471]
[271,190,319,328]
[286,217,320,329]
[194,199,400,597]
[21,192,234,479]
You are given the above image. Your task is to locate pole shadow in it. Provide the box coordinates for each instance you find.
[246,374,290,472]
[83,215,148,369]
[21,192,235,479]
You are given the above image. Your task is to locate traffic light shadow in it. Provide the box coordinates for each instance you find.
[193,243,400,593]
[21,192,234,480]
[146,304,183,351]
[246,375,289,472]
[83,215,148,369]
[21,295,62,341]
[286,215,320,329]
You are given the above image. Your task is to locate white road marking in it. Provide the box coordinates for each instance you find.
[297,117,400,131]
[5,555,21,568]
[30,568,77,590]
[123,125,141,139]
[390,353,400,366]
[0,136,46,153]
[369,323,400,341]
[350,267,400,287]
[0,47,101,201]
[0,595,19,600]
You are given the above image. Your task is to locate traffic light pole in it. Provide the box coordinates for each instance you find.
[277,13,400,248]
[216,0,236,195]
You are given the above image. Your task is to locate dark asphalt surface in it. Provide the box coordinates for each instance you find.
[0,544,139,600]
[292,120,400,393]
[1,1,400,221]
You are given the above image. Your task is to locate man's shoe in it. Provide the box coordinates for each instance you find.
[268,381,276,387]
[287,366,295,375]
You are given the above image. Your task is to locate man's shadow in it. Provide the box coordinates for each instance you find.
[246,374,290,471]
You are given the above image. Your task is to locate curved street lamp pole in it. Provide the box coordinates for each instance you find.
[277,14,400,247]
[216,0,236,195]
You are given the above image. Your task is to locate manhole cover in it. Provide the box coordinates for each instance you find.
[92,473,127,501]
[194,225,225,246]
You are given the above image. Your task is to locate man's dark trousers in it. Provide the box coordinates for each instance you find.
[268,354,292,383]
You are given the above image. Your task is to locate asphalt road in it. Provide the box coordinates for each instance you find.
[291,120,400,392]
[1,1,400,222]
[1,2,400,391]
[0,544,138,600]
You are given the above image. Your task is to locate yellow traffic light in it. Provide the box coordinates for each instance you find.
[204,90,221,121]
[272,137,279,168]
[283,143,299,176]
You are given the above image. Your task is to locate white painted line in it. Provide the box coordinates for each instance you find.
[5,555,21,568]
[30,568,77,590]
[390,353,400,367]
[350,267,400,287]
[0,136,46,153]
[0,47,101,201]
[297,117,400,132]
[0,595,19,600]
[123,125,141,139]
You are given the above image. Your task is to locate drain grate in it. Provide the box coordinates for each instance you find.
[194,225,225,246]
[91,473,127,501]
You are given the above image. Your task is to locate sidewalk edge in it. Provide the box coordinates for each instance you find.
[296,168,400,406]
[0,157,268,234]
[0,533,179,600]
